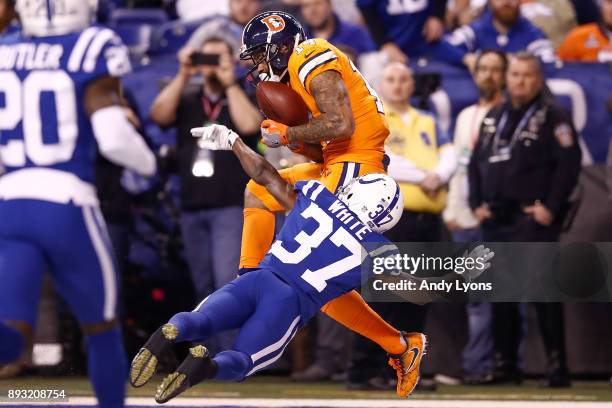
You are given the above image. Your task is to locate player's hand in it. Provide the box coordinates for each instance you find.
[463,53,478,73]
[460,244,495,282]
[260,119,289,148]
[177,46,198,79]
[524,200,554,226]
[191,124,238,150]
[381,42,408,64]
[216,52,236,88]
[422,16,444,42]
[474,204,491,222]
[420,172,442,196]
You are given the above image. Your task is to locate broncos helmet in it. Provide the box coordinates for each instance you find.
[240,11,306,82]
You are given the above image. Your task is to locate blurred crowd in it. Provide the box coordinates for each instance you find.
[1,0,611,390]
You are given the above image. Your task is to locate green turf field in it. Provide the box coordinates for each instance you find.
[1,377,611,402]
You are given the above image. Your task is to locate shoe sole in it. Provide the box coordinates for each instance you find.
[155,371,188,404]
[130,348,158,388]
[154,345,211,404]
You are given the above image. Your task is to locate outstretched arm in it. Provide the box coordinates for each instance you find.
[191,125,297,210]
[232,138,297,210]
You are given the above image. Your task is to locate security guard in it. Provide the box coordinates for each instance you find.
[468,52,581,387]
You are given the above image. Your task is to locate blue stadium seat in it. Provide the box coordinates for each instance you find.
[114,24,154,57]
[148,17,211,55]
[110,8,169,26]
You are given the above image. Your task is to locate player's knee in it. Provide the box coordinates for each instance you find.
[212,350,253,382]
[244,184,266,209]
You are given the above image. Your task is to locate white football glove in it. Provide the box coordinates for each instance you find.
[460,244,495,282]
[190,124,238,150]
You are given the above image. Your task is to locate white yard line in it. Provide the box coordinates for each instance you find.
[1,397,610,407]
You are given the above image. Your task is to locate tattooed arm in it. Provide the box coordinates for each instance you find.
[286,71,355,144]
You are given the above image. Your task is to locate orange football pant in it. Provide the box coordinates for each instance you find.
[240,161,405,355]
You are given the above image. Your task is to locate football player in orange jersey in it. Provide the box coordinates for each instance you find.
[237,11,425,397]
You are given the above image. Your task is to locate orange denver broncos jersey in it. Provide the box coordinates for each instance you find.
[287,38,389,167]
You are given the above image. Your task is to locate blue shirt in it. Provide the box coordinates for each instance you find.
[357,0,434,57]
[434,9,556,65]
[259,180,395,321]
[304,14,376,57]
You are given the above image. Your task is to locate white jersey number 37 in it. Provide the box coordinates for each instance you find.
[269,202,363,292]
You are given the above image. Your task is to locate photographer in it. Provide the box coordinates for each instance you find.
[150,37,261,345]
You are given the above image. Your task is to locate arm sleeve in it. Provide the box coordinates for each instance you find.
[526,34,557,64]
[434,145,458,183]
[544,112,582,217]
[297,46,343,94]
[386,152,427,183]
[91,106,157,177]
[88,28,132,78]
[429,24,475,65]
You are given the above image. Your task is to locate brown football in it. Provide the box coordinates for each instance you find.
[256,81,310,126]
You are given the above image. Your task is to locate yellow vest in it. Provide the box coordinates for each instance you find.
[384,105,448,213]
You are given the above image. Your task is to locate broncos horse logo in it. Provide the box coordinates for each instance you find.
[261,15,286,32]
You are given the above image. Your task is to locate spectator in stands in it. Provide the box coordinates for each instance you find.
[187,0,261,58]
[519,0,577,50]
[558,0,612,63]
[301,0,376,58]
[436,0,556,69]
[357,0,447,64]
[345,63,456,392]
[149,37,261,348]
[468,52,581,387]
[444,50,506,385]
[0,0,17,35]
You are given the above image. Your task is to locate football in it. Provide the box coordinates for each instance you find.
[256,81,310,126]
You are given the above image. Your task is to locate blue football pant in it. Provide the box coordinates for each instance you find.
[168,269,302,381]
[0,199,126,408]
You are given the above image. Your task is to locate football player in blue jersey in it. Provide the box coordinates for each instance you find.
[128,124,428,403]
[0,1,156,407]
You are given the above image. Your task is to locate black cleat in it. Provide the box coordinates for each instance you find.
[155,345,217,404]
[130,324,178,387]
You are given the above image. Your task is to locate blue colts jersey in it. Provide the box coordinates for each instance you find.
[259,180,392,320]
[0,26,130,204]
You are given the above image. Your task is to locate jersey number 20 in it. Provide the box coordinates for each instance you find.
[269,203,363,292]
[0,71,77,166]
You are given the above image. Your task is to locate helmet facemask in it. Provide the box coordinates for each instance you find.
[240,33,301,84]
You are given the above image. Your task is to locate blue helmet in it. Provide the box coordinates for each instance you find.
[239,11,306,81]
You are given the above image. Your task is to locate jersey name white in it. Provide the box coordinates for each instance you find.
[327,199,371,240]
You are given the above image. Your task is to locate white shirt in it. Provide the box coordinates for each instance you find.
[443,103,489,229]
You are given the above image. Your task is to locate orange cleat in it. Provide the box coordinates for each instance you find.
[388,332,427,398]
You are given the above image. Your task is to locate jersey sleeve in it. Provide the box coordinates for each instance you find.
[80,27,131,78]
[289,39,343,94]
